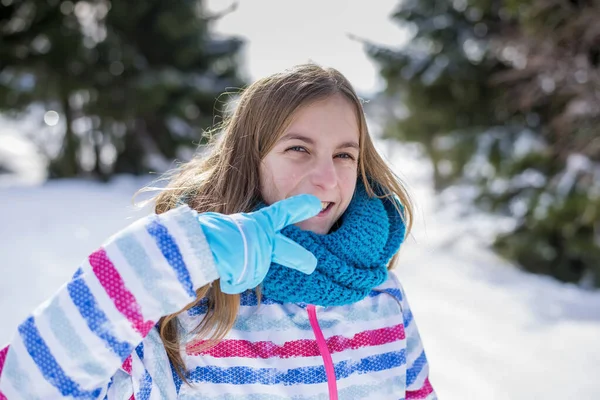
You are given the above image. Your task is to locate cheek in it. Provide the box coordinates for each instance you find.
[260,160,299,204]
[338,166,358,207]
[259,162,276,203]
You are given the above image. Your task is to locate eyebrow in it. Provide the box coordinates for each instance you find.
[279,133,360,150]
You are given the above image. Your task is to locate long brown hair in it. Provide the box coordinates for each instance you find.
[141,63,414,381]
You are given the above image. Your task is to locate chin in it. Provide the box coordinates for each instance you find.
[311,226,330,235]
[296,221,331,235]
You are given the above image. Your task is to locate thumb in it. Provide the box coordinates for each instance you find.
[272,233,317,274]
[259,194,322,232]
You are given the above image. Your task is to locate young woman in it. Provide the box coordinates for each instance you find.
[0,64,437,399]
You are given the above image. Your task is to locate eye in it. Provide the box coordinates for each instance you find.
[286,146,308,153]
[335,152,356,160]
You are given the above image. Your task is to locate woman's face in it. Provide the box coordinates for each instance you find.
[260,94,360,234]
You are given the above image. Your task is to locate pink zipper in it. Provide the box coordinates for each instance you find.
[307,305,338,400]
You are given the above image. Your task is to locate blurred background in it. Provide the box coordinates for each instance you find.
[1,0,599,399]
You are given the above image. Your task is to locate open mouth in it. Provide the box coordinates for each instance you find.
[318,201,334,216]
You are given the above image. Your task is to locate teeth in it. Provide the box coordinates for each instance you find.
[321,201,330,211]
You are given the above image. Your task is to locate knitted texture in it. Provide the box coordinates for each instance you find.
[261,181,407,306]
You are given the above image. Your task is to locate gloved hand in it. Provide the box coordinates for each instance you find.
[197,194,322,294]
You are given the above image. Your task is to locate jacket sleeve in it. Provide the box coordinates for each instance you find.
[391,274,438,400]
[0,205,219,399]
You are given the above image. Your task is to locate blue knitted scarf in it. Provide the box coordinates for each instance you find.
[261,182,406,306]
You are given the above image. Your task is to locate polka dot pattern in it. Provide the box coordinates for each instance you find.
[186,351,405,386]
[145,218,195,298]
[186,324,405,358]
[17,317,102,399]
[67,276,133,359]
[0,346,8,376]
[121,355,132,375]
[89,249,155,336]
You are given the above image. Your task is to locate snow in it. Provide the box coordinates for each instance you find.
[1,140,599,400]
[0,130,47,187]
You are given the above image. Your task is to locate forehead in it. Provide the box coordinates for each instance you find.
[283,95,360,141]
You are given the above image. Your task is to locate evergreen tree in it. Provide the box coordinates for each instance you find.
[367,0,600,287]
[0,0,245,179]
[1,0,91,176]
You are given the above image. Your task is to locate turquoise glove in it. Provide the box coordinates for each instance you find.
[197,194,322,294]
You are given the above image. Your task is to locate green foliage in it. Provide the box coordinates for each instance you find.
[0,0,245,179]
[368,0,600,287]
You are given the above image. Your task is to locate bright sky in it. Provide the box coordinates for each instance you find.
[205,0,406,95]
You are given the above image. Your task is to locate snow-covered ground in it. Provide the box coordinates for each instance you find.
[1,139,599,400]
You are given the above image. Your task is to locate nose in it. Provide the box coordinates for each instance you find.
[310,157,337,190]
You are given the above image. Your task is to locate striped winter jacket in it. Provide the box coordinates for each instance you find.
[0,205,437,400]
